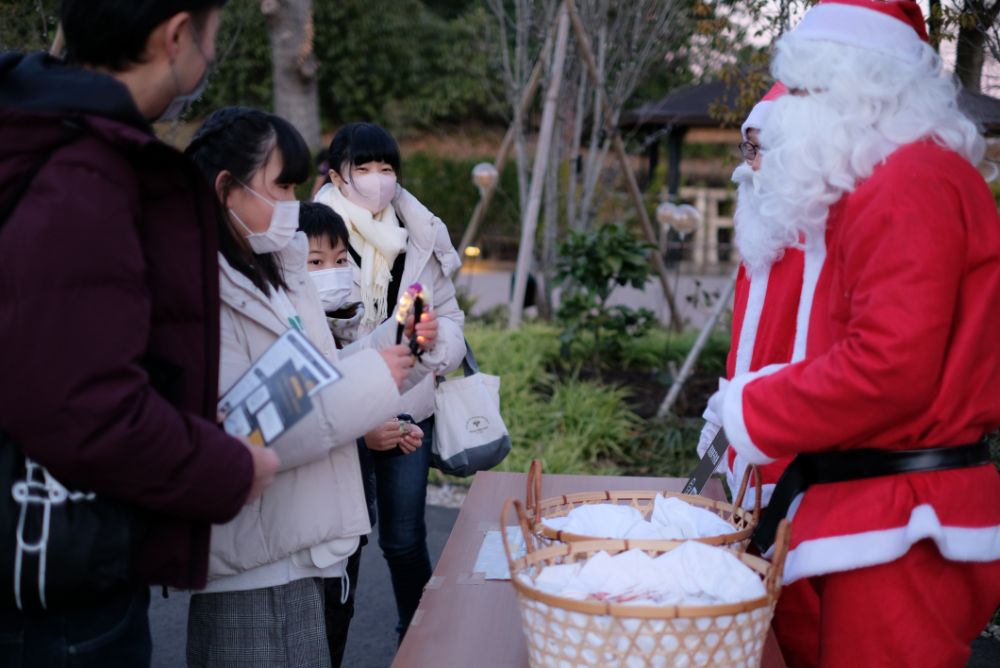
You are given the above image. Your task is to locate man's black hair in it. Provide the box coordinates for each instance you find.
[60,0,227,71]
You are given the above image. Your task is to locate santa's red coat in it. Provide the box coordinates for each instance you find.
[723,251,803,505]
[721,141,1000,583]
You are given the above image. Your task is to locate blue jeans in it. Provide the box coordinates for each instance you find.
[370,416,433,640]
[0,586,151,668]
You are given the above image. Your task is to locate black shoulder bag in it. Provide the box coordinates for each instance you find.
[0,125,140,611]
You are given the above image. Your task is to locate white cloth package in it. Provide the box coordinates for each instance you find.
[524,542,765,606]
[541,494,733,540]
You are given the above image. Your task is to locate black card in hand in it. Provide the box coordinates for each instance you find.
[682,428,729,495]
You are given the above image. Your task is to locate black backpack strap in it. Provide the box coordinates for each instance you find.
[0,120,82,230]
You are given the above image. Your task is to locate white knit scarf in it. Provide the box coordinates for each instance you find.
[315,183,408,327]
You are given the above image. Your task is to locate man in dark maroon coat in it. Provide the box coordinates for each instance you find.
[0,1,278,664]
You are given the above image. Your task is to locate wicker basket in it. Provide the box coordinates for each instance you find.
[525,460,761,551]
[502,498,789,668]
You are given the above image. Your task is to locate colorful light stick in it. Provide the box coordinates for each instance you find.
[394,283,423,345]
[409,283,425,358]
[395,289,414,344]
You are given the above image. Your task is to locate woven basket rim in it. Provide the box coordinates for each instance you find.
[524,459,762,548]
[531,489,755,546]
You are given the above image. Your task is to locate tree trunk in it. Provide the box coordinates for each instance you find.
[566,66,587,229]
[565,0,682,330]
[540,121,561,320]
[457,54,546,258]
[955,1,1000,93]
[510,5,570,330]
[261,0,322,151]
[928,0,942,52]
[577,22,607,231]
[956,23,987,92]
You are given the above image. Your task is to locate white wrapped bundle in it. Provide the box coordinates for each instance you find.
[541,494,734,540]
[525,542,765,606]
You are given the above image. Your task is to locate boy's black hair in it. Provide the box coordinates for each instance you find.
[299,202,349,250]
[185,106,311,296]
[61,0,227,71]
[327,122,402,181]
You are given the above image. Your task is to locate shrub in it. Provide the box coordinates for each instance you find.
[554,225,658,370]
[454,323,733,480]
[616,327,730,373]
[464,324,638,476]
[620,415,703,479]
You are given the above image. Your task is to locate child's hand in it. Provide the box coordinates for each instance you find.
[397,421,424,454]
[404,310,439,353]
[364,419,424,453]
[364,420,403,451]
[378,344,414,388]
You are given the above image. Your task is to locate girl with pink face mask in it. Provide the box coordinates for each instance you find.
[314,123,467,652]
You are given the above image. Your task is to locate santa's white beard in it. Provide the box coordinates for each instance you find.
[731,162,790,277]
[734,36,986,276]
[741,92,899,274]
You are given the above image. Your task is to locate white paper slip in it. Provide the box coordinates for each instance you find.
[472,527,527,580]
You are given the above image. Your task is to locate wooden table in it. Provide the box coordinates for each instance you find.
[393,470,786,667]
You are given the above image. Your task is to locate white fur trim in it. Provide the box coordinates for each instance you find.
[734,268,770,375]
[793,4,926,64]
[791,233,825,363]
[721,364,787,466]
[782,504,1000,584]
[741,100,775,140]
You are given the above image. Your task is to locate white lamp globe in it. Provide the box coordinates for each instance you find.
[472,162,499,193]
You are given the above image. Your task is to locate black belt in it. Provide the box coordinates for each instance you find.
[752,441,991,553]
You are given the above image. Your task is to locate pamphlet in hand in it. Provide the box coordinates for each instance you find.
[218,328,341,447]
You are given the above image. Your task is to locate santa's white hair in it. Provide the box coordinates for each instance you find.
[736,33,985,276]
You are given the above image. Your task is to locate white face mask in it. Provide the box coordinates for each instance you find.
[309,267,354,312]
[344,171,397,214]
[157,25,213,122]
[228,182,299,254]
[158,63,210,122]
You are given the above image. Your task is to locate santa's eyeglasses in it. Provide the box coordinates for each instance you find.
[738,141,760,161]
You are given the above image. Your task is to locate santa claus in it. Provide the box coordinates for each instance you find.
[709,0,1000,665]
[698,81,804,511]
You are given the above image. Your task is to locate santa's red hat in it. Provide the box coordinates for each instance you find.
[791,0,929,63]
[741,81,788,140]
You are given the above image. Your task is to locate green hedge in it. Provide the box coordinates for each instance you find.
[402,152,522,250]
[192,0,505,131]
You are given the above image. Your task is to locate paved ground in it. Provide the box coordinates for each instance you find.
[149,503,1000,667]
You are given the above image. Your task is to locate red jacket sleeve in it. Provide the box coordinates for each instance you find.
[0,155,252,523]
[721,159,964,462]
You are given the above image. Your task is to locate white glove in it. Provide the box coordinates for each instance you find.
[696,419,727,473]
[696,419,721,458]
[706,377,730,429]
[698,377,731,474]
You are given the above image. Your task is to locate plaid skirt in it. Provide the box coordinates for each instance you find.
[187,577,331,668]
